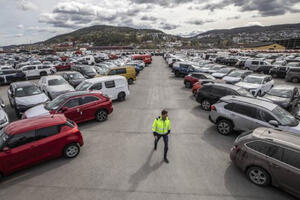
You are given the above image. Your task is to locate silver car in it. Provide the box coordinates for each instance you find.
[38,75,75,100]
[209,95,300,135]
[0,98,9,129]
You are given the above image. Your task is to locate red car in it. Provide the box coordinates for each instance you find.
[23,91,113,123]
[55,63,71,71]
[184,72,216,88]
[192,82,203,96]
[109,54,118,60]
[132,54,152,64]
[0,114,83,178]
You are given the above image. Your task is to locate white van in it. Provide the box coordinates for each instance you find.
[244,60,272,71]
[75,75,129,101]
[20,64,56,79]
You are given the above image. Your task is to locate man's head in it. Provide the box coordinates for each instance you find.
[161,109,168,120]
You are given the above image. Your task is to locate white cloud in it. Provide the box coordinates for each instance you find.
[17,24,24,29]
[246,21,264,26]
[16,33,24,37]
[17,0,37,11]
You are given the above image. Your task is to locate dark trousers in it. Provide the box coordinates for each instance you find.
[154,134,168,159]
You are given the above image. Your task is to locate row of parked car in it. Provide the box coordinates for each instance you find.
[164,52,300,198]
[0,52,153,180]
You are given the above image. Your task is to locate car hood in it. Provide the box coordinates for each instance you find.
[24,104,50,118]
[235,82,260,89]
[223,76,241,83]
[48,84,74,92]
[15,93,49,106]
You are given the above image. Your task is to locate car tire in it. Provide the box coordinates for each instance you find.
[201,99,211,111]
[117,92,126,101]
[63,143,80,158]
[292,77,299,83]
[257,90,262,97]
[175,71,180,77]
[247,167,270,187]
[128,78,134,85]
[216,119,233,135]
[95,109,108,122]
[185,81,192,88]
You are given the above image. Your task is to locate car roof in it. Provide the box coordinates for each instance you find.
[205,83,242,91]
[246,74,270,78]
[85,75,125,83]
[11,81,35,87]
[272,84,295,90]
[222,95,277,110]
[5,114,67,136]
[43,75,64,80]
[252,128,300,151]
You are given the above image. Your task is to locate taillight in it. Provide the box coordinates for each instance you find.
[210,105,216,111]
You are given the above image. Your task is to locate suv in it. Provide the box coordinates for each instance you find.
[230,127,300,198]
[23,91,113,123]
[196,83,252,111]
[0,114,83,178]
[286,67,300,83]
[172,62,201,77]
[269,66,288,78]
[184,72,215,88]
[8,81,49,118]
[20,65,56,79]
[244,60,272,72]
[209,95,300,135]
[104,66,136,85]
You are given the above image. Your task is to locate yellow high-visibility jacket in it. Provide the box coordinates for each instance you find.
[152,117,171,135]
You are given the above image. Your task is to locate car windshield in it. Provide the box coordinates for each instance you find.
[44,95,67,110]
[68,73,84,79]
[272,106,299,126]
[228,71,243,77]
[83,67,96,73]
[48,78,67,86]
[243,76,263,84]
[0,129,9,150]
[15,85,42,97]
[237,88,253,97]
[76,81,92,91]
[267,88,293,98]
[212,66,222,70]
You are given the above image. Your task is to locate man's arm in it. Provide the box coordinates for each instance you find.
[167,121,171,134]
[152,119,157,136]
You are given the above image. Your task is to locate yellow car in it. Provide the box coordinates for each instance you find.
[95,66,136,84]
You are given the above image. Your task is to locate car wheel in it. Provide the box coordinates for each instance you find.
[63,143,80,158]
[128,78,134,85]
[175,71,180,77]
[257,90,262,97]
[117,92,126,101]
[216,120,233,135]
[95,109,108,122]
[185,81,192,88]
[201,99,211,111]
[292,77,299,83]
[247,167,270,187]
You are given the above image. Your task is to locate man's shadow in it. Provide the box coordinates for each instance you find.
[128,150,164,192]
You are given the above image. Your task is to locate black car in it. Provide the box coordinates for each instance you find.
[61,71,86,87]
[255,65,273,74]
[8,81,49,117]
[0,69,25,85]
[71,65,97,78]
[269,66,288,78]
[196,83,253,111]
[262,85,299,111]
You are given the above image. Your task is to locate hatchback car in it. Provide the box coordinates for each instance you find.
[209,95,300,135]
[61,71,86,87]
[8,81,49,117]
[262,85,299,111]
[184,72,215,88]
[38,75,75,100]
[196,83,253,111]
[23,91,113,123]
[230,127,300,198]
[0,114,83,178]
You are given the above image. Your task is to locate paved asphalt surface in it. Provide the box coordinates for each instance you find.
[0,57,297,200]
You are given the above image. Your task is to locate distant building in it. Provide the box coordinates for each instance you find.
[243,42,286,51]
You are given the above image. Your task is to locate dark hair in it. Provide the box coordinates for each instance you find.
[161,110,168,115]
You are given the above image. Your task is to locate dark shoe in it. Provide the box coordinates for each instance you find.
[164,158,169,164]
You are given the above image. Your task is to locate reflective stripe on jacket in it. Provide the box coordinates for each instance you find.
[152,117,171,135]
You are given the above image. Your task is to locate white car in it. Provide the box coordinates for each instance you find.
[20,65,56,79]
[38,75,75,100]
[235,74,274,96]
[222,70,252,84]
[76,75,129,101]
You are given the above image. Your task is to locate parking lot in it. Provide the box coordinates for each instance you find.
[0,56,296,200]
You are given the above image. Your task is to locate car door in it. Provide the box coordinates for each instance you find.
[209,86,227,104]
[104,80,116,100]
[59,97,82,123]
[0,130,37,173]
[81,95,100,121]
[34,125,62,161]
[255,108,278,129]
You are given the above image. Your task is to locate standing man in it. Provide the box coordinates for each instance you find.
[152,110,171,163]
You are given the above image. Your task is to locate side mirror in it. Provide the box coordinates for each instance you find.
[61,107,68,112]
[269,120,279,127]
[3,147,10,153]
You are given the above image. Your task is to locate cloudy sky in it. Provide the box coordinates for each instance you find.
[1,0,300,46]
